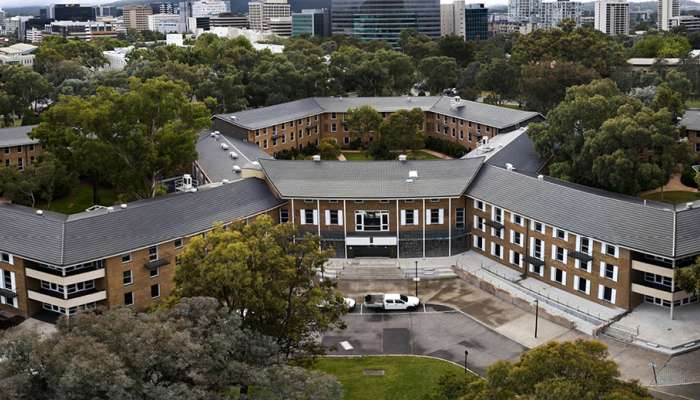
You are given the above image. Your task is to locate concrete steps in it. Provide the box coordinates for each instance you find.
[338,265,405,280]
[402,265,457,279]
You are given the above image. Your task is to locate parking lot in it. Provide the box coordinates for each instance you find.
[322,303,527,375]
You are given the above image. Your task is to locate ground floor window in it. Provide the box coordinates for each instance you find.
[151,284,160,298]
[279,208,289,223]
[355,211,389,231]
[473,235,485,251]
[574,275,590,295]
[491,243,503,259]
[529,263,544,277]
[124,292,134,306]
[509,251,522,268]
[598,285,616,304]
[551,267,566,285]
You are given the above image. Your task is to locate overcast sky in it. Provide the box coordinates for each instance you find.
[0,0,114,7]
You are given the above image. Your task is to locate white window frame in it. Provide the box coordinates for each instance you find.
[553,228,568,241]
[492,206,504,224]
[531,220,546,234]
[603,243,619,258]
[510,231,523,247]
[300,209,319,225]
[510,213,525,227]
[574,275,591,295]
[0,269,17,308]
[473,216,485,232]
[0,252,14,265]
[509,250,523,268]
[599,262,619,282]
[401,209,419,226]
[426,209,444,225]
[598,284,617,304]
[473,235,485,251]
[473,199,485,211]
[123,270,133,286]
[550,267,567,286]
[576,235,592,255]
[491,242,503,259]
[551,245,568,264]
[324,209,344,226]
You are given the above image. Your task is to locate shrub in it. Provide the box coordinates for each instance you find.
[425,136,468,158]
[681,165,699,188]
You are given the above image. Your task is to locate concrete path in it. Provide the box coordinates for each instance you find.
[420,149,453,159]
[641,172,698,195]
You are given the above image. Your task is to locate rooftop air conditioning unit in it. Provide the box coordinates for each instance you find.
[229,151,238,159]
[505,163,515,171]
[220,143,229,150]
[408,170,418,179]
[312,155,321,162]
[398,154,407,162]
[233,165,241,173]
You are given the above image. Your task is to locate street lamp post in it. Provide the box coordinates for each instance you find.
[534,299,539,339]
[464,350,469,373]
[414,260,419,297]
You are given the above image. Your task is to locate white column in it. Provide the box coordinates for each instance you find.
[291,199,296,244]
[317,199,321,251]
[343,199,348,260]
[396,199,400,261]
[422,198,426,259]
[670,258,676,320]
[448,198,452,257]
[291,199,295,225]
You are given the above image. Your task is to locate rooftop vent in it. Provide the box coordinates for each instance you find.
[505,163,515,171]
[220,143,229,151]
[209,131,217,138]
[36,209,43,216]
[120,203,127,209]
[450,95,465,109]
[406,178,414,183]
[408,170,418,179]
[398,154,407,162]
[230,116,237,120]
[107,206,114,212]
[222,178,230,184]
[537,175,544,181]
[312,155,321,162]
[233,165,241,173]
[687,202,694,209]
[229,151,238,159]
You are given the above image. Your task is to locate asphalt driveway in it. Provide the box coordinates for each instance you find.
[321,304,526,376]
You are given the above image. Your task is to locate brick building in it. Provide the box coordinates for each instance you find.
[0,125,42,171]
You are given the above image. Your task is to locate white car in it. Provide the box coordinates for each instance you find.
[344,297,356,311]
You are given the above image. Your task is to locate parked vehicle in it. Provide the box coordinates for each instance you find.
[363,293,420,311]
[344,297,356,311]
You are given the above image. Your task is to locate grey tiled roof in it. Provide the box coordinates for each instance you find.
[680,109,700,131]
[259,158,484,199]
[0,178,284,266]
[195,131,273,183]
[464,128,545,174]
[216,96,542,131]
[467,165,678,257]
[0,125,38,147]
[675,206,700,258]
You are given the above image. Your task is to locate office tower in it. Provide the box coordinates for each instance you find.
[594,0,629,35]
[248,0,291,31]
[658,0,679,31]
[269,16,292,36]
[331,0,440,48]
[50,4,96,22]
[210,13,249,29]
[465,4,488,40]
[122,4,152,32]
[191,0,230,17]
[148,14,186,33]
[540,0,582,28]
[441,0,466,37]
[509,0,541,22]
[291,8,330,37]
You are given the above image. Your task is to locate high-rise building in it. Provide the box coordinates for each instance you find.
[148,13,186,33]
[291,8,330,37]
[670,15,700,33]
[151,2,179,15]
[210,13,249,29]
[508,0,541,22]
[594,0,629,35]
[331,0,441,48]
[269,16,292,36]
[465,4,488,40]
[192,0,229,17]
[539,0,582,28]
[95,5,119,17]
[122,4,152,32]
[49,4,96,21]
[441,0,466,37]
[0,9,6,35]
[657,0,679,31]
[248,0,291,31]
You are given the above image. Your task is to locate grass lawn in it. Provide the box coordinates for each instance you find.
[40,182,120,214]
[686,98,700,109]
[341,150,443,161]
[314,356,472,400]
[641,191,700,204]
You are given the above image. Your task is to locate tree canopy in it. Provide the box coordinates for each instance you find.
[630,33,692,58]
[173,216,347,358]
[31,77,210,200]
[0,297,342,400]
[345,105,383,145]
[529,79,694,195]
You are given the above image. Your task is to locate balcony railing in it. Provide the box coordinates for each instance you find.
[144,252,173,271]
[25,260,105,277]
[37,287,99,300]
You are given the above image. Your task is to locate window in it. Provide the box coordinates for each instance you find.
[17,157,22,171]
[331,112,337,119]
[401,209,418,225]
[355,211,389,231]
[123,270,133,285]
[0,252,13,265]
[644,272,672,288]
[509,251,523,268]
[531,238,543,260]
[473,235,485,251]
[331,123,337,132]
[301,209,317,225]
[598,285,616,304]
[577,236,592,255]
[428,209,443,224]
[491,243,503,259]
[473,216,485,232]
[551,267,566,285]
[474,199,485,211]
[148,246,158,261]
[66,280,94,294]
[279,208,289,223]
[530,263,544,277]
[41,280,64,293]
[511,213,524,226]
[492,225,504,239]
[510,231,523,246]
[455,208,465,229]
[604,243,619,258]
[576,258,592,272]
[554,228,568,241]
[552,245,567,263]
[151,284,160,298]
[574,276,591,294]
[344,136,349,144]
[492,207,504,223]
[531,220,545,234]
[600,262,618,281]
[174,238,183,249]
[149,267,159,278]
[325,209,343,225]
[124,292,134,306]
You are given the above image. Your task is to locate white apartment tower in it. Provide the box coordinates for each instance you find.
[658,0,680,31]
[509,0,541,22]
[441,0,466,37]
[191,0,229,17]
[540,0,582,28]
[248,0,291,31]
[594,0,629,35]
